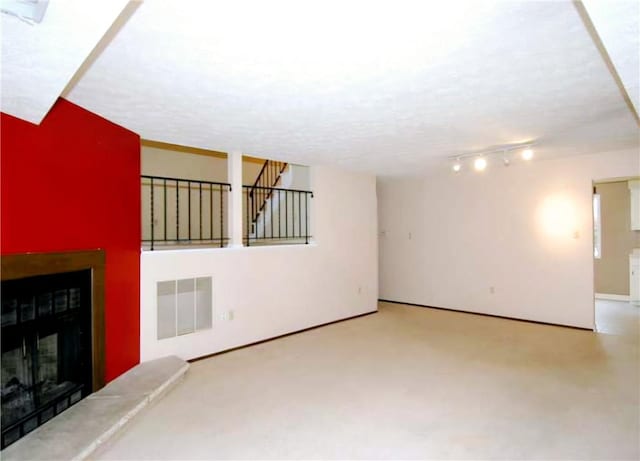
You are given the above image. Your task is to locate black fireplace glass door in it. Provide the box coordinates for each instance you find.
[1,335,36,445]
[1,270,91,449]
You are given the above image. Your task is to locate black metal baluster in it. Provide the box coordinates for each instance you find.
[176,180,179,241]
[210,184,214,245]
[248,189,252,233]
[150,178,155,250]
[262,189,266,240]
[246,188,250,247]
[219,185,224,247]
[305,192,309,244]
[188,181,192,241]
[278,190,282,238]
[285,190,289,238]
[164,179,167,241]
[270,188,273,239]
[199,182,202,240]
[298,191,301,238]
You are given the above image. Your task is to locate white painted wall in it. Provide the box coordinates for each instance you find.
[378,148,639,329]
[140,166,377,361]
[283,164,311,190]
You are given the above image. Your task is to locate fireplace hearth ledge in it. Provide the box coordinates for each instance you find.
[1,356,189,461]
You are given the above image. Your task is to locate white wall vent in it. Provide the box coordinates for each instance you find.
[157,277,212,340]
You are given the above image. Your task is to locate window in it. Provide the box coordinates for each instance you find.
[593,193,601,259]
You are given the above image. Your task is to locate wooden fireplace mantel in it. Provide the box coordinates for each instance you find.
[1,250,106,391]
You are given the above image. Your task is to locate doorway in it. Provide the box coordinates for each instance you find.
[593,178,640,334]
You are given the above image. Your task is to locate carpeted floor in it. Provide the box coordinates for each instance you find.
[94,302,640,460]
[595,299,640,336]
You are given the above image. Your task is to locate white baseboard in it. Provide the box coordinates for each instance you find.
[595,293,630,301]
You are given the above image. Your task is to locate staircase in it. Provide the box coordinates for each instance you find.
[247,160,288,239]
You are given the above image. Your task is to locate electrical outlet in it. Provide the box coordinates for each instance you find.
[358,286,362,295]
[489,286,495,294]
[218,310,234,321]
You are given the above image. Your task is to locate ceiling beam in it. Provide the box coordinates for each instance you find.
[577,0,639,124]
[1,0,132,124]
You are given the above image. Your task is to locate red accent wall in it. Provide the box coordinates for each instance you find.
[1,99,141,382]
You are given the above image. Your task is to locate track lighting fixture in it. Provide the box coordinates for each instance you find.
[522,148,534,160]
[473,157,487,171]
[449,142,535,173]
[502,150,510,166]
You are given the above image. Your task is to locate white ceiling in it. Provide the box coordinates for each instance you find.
[582,0,639,119]
[4,1,639,176]
[0,0,129,124]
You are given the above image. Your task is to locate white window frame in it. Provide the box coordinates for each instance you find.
[593,193,601,259]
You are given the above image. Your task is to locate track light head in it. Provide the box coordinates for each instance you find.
[448,142,536,173]
[502,149,511,167]
[474,157,487,171]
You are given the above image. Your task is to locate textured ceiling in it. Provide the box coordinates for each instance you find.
[0,0,129,124]
[60,1,639,175]
[582,0,639,119]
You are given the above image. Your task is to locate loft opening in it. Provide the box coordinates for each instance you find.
[242,155,312,247]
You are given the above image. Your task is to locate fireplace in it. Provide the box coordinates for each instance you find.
[1,251,105,449]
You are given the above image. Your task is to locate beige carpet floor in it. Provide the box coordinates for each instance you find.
[595,299,640,336]
[94,302,640,460]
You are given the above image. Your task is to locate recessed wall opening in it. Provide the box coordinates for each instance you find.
[242,155,312,246]
[0,251,105,449]
[140,142,314,250]
[141,140,230,250]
